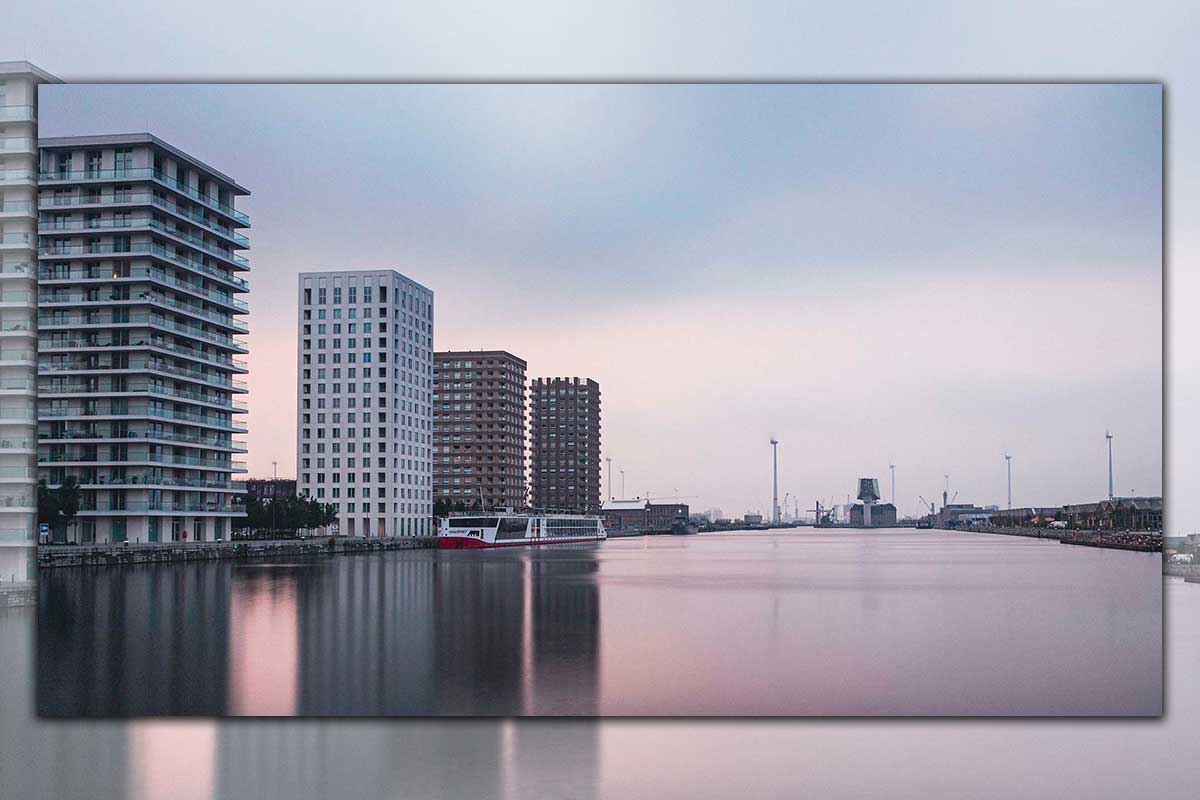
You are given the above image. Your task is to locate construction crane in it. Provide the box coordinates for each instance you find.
[782,492,790,520]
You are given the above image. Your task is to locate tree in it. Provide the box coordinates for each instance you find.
[38,477,80,543]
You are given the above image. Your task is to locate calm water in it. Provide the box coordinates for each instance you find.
[36,529,1161,716]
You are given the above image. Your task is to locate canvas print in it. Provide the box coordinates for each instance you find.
[19,81,1162,716]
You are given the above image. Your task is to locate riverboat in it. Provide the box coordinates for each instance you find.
[438,513,607,549]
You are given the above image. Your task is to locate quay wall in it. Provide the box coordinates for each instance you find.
[37,536,437,569]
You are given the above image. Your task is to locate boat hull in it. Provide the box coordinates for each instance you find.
[438,535,605,549]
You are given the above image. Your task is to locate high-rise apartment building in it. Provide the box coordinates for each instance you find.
[433,350,527,510]
[37,133,250,543]
[529,377,601,513]
[0,61,57,578]
[296,270,434,537]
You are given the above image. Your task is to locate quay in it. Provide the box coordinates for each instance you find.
[947,525,1162,553]
[37,536,437,569]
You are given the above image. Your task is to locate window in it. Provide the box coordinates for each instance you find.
[114,147,133,175]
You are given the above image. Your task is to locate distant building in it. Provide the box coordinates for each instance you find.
[744,513,763,525]
[245,478,297,499]
[601,498,646,532]
[1061,497,1162,531]
[530,377,601,512]
[433,350,527,510]
[850,502,897,527]
[938,503,993,526]
[646,502,688,530]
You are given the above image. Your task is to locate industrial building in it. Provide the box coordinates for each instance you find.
[600,498,691,532]
[433,350,527,510]
[296,269,434,537]
[529,376,601,512]
[850,502,897,527]
[37,133,250,543]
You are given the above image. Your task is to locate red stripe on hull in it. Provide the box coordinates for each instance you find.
[438,536,605,550]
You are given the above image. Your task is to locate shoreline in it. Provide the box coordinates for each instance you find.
[36,536,437,570]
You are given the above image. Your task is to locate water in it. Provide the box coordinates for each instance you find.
[36,529,1161,716]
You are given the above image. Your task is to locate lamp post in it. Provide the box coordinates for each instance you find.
[1106,431,1114,500]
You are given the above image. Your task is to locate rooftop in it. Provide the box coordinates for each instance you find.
[39,132,249,194]
[0,60,62,83]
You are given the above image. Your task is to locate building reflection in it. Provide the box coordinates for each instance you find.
[37,562,231,716]
[293,554,438,715]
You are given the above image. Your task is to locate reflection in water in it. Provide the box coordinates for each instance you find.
[38,561,232,716]
[2,584,1198,798]
[37,531,1162,716]
[38,546,602,716]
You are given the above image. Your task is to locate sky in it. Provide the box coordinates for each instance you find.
[38,82,1162,519]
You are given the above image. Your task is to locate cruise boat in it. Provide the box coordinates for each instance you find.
[437,513,607,549]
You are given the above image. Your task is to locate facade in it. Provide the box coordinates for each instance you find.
[37,133,249,544]
[1,62,56,578]
[1060,497,1162,531]
[529,377,601,513]
[601,498,647,532]
[433,350,527,510]
[296,270,434,537]
[245,477,297,499]
[646,502,689,530]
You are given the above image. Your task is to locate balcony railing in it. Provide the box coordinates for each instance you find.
[0,169,36,184]
[70,476,247,490]
[0,466,36,479]
[41,452,246,469]
[37,242,249,289]
[40,335,247,371]
[77,500,247,514]
[39,357,248,391]
[0,201,36,214]
[40,381,247,410]
[38,429,244,451]
[38,313,246,350]
[37,266,248,309]
[0,138,35,153]
[36,290,247,331]
[0,106,35,122]
[0,291,34,303]
[38,168,249,225]
[37,193,249,245]
[39,405,247,432]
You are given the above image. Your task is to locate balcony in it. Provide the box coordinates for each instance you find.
[40,335,247,372]
[38,313,246,351]
[0,466,36,480]
[77,500,247,514]
[68,476,247,491]
[0,137,36,155]
[0,169,36,186]
[38,263,248,311]
[37,241,249,289]
[40,381,248,411]
[40,452,246,471]
[38,428,245,451]
[39,357,248,392]
[0,106,35,122]
[39,405,248,433]
[37,193,249,246]
[0,201,36,219]
[37,168,249,225]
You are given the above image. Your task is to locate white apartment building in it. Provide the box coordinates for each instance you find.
[0,62,57,580]
[296,270,434,537]
[37,134,250,543]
